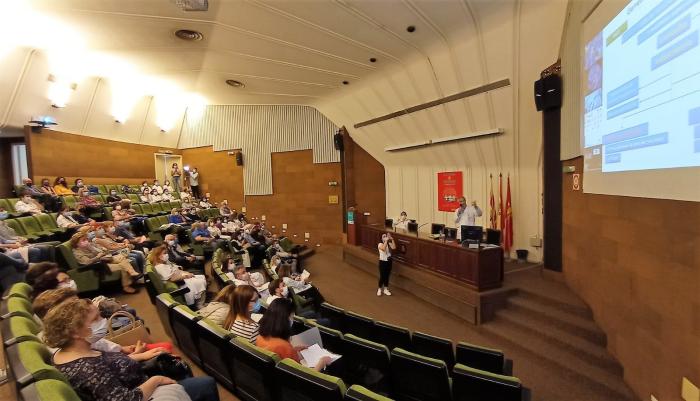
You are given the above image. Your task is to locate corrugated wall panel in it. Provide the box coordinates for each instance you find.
[179,105,339,195]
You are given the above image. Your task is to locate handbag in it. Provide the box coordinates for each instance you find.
[141,353,193,381]
[105,311,152,346]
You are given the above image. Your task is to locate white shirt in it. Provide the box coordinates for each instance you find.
[454,205,483,238]
[395,217,408,230]
[57,213,79,228]
[378,241,391,261]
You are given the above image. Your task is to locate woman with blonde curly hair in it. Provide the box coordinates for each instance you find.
[45,298,219,401]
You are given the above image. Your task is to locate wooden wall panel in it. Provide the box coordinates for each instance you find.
[180,147,244,207]
[0,137,25,197]
[26,127,175,184]
[562,157,700,401]
[350,140,386,226]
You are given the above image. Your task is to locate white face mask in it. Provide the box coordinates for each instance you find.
[87,318,108,344]
[161,253,169,263]
[281,287,289,298]
[57,279,78,291]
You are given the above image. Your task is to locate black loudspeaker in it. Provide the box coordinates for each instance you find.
[333,132,344,151]
[235,152,243,166]
[534,74,562,111]
[486,229,502,245]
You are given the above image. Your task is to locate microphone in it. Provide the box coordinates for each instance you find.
[417,222,430,237]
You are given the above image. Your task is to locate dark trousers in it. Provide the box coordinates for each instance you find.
[378,258,392,288]
[190,185,201,199]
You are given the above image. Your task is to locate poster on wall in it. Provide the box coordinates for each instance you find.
[437,171,463,212]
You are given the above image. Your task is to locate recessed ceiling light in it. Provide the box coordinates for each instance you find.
[342,81,349,85]
[175,29,204,41]
[406,25,416,33]
[226,79,245,88]
[369,57,377,63]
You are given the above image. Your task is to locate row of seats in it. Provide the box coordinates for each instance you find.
[14,183,183,199]
[154,293,526,401]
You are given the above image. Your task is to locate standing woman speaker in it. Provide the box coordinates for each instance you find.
[377,233,396,296]
[171,163,182,193]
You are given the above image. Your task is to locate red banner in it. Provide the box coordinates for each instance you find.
[437,171,463,212]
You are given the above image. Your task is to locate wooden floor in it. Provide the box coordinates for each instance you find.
[1,245,636,401]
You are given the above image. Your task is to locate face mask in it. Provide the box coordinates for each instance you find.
[58,279,78,291]
[251,299,262,313]
[161,253,169,263]
[0,212,8,220]
[23,197,32,202]
[96,229,105,237]
[281,287,289,298]
[111,192,117,196]
[87,318,109,344]
[60,179,66,184]
[87,232,96,241]
[115,205,122,210]
[108,227,116,234]
[77,182,83,187]
[167,240,176,246]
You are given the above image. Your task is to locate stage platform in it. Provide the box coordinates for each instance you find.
[342,244,534,324]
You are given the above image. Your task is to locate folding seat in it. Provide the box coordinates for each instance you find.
[154,294,180,344]
[389,348,452,401]
[1,316,41,347]
[33,214,67,235]
[288,288,316,317]
[139,204,159,217]
[344,311,375,340]
[291,315,307,335]
[167,201,180,210]
[61,196,77,210]
[3,282,32,300]
[230,337,280,401]
[196,318,236,391]
[102,206,113,220]
[345,385,394,401]
[372,321,412,352]
[157,215,170,226]
[451,364,524,401]
[95,185,108,194]
[4,219,41,241]
[169,305,203,365]
[149,203,164,214]
[1,296,34,320]
[274,358,346,401]
[306,323,344,355]
[91,194,106,203]
[197,210,209,220]
[127,194,141,204]
[6,340,66,387]
[57,241,121,294]
[213,270,233,290]
[129,185,141,193]
[209,208,220,218]
[456,341,508,375]
[17,217,56,240]
[0,198,24,218]
[146,265,189,305]
[130,203,145,215]
[411,332,455,370]
[19,378,81,401]
[145,217,162,233]
[340,334,392,395]
[319,303,345,332]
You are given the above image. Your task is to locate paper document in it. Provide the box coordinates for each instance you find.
[290,327,323,348]
[299,269,310,281]
[299,344,342,367]
[251,313,263,323]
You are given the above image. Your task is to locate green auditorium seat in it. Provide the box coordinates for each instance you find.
[4,219,41,241]
[288,288,315,317]
[170,305,203,365]
[145,264,189,305]
[33,214,67,235]
[168,201,181,210]
[17,217,56,240]
[291,315,307,335]
[345,385,395,401]
[456,341,507,375]
[303,322,344,355]
[19,379,81,401]
[1,315,41,346]
[105,185,119,194]
[230,337,280,401]
[102,206,113,219]
[320,303,346,332]
[0,198,24,217]
[154,294,179,345]
[139,203,159,217]
[209,208,220,218]
[6,340,67,387]
[3,282,32,300]
[389,348,452,401]
[61,196,77,210]
[197,210,209,220]
[341,334,391,395]
[150,203,165,214]
[157,215,170,226]
[451,364,524,401]
[411,332,455,370]
[129,185,140,192]
[127,194,141,204]
[372,321,412,353]
[1,296,34,320]
[275,358,346,401]
[95,185,108,194]
[344,311,375,340]
[57,240,121,294]
[196,318,235,391]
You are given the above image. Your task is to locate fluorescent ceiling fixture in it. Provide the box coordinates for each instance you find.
[385,128,503,152]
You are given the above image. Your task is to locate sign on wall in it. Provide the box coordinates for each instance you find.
[437,171,463,211]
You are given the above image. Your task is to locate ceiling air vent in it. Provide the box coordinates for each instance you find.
[175,29,204,41]
[226,80,245,88]
[172,0,208,12]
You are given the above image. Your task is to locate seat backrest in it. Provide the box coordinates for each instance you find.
[150,203,164,213]
[6,282,33,300]
[19,379,81,401]
[196,318,235,390]
[130,203,144,214]
[451,363,522,401]
[3,296,35,320]
[320,303,346,332]
[411,332,455,370]
[62,196,77,209]
[18,217,44,235]
[170,305,202,364]
[209,208,220,218]
[372,321,412,352]
[157,215,169,226]
[275,358,346,401]
[57,242,79,270]
[127,194,141,204]
[105,185,119,194]
[456,341,505,375]
[96,185,108,194]
[230,337,280,401]
[341,334,391,394]
[6,340,67,387]
[345,385,394,401]
[145,217,160,233]
[140,204,154,214]
[389,348,452,401]
[279,237,294,252]
[0,198,12,212]
[33,214,58,230]
[91,194,106,203]
[6,198,20,213]
[2,316,41,346]
[344,311,375,340]
[5,218,28,235]
[310,323,344,355]
[154,294,180,343]
[211,248,225,270]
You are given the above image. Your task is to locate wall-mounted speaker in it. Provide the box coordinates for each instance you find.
[333,132,344,151]
[235,152,243,166]
[534,74,562,111]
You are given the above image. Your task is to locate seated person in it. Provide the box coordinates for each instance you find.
[14,192,45,215]
[162,180,174,194]
[219,200,233,217]
[105,220,153,253]
[0,217,54,261]
[256,298,331,372]
[94,223,145,273]
[105,189,123,206]
[21,178,62,212]
[71,232,139,294]
[76,188,103,217]
[164,234,203,272]
[139,187,155,203]
[140,180,150,193]
[199,196,213,209]
[149,245,207,309]
[44,298,220,401]
[228,262,269,296]
[161,189,174,202]
[395,211,410,230]
[184,207,199,221]
[57,205,88,230]
[277,263,323,308]
[168,208,186,224]
[207,219,231,240]
[264,278,289,306]
[39,178,57,196]
[151,180,164,195]
[224,285,262,343]
[25,262,69,298]
[53,176,75,195]
[71,178,87,194]
[197,284,235,327]
[191,221,226,250]
[151,191,163,203]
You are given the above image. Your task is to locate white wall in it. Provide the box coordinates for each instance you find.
[317,0,568,261]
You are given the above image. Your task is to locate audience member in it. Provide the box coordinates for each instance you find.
[77,188,103,217]
[163,180,174,194]
[105,189,122,205]
[151,180,164,195]
[57,205,86,230]
[149,245,207,309]
[191,221,225,250]
[164,234,203,272]
[71,178,86,194]
[21,178,61,211]
[161,188,174,202]
[265,278,288,306]
[140,187,155,204]
[71,233,139,294]
[197,284,235,327]
[14,192,45,215]
[40,178,57,196]
[94,223,145,273]
[228,263,268,296]
[53,177,75,195]
[219,200,233,217]
[171,163,182,193]
[224,285,261,343]
[198,196,212,209]
[189,167,200,198]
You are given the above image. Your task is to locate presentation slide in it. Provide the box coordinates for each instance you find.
[583,0,700,173]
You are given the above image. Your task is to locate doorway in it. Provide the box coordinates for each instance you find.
[154,153,183,189]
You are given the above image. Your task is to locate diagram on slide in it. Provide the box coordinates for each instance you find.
[583,0,700,173]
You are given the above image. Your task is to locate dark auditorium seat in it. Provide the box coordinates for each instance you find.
[169,305,203,365]
[411,331,455,370]
[372,321,412,352]
[344,311,375,340]
[456,341,507,375]
[340,334,391,396]
[389,347,452,401]
[319,302,346,332]
[154,294,180,345]
[451,363,525,401]
[196,318,236,391]
[345,384,393,401]
[274,358,346,401]
[230,337,279,401]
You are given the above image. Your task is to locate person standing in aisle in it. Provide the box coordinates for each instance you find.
[189,167,201,199]
[170,163,182,193]
[377,233,396,296]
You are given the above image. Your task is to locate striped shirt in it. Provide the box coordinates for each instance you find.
[231,318,259,343]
